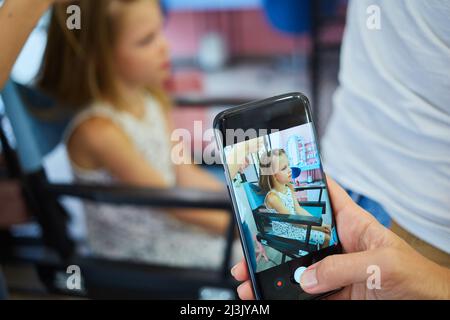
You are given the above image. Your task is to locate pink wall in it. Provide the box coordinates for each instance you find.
[164,9,310,59]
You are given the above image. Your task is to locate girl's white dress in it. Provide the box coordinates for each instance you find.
[264,187,325,247]
[64,95,241,269]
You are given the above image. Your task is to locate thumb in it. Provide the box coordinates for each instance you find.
[300,251,380,294]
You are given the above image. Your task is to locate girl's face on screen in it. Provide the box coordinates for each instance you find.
[273,153,292,185]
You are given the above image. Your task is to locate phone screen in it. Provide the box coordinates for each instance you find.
[216,94,341,299]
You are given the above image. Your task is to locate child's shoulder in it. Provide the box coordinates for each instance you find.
[65,100,128,150]
[68,115,124,150]
[73,115,118,136]
[68,99,119,133]
[265,190,281,203]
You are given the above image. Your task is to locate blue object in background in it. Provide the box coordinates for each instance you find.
[262,0,340,35]
[164,0,340,14]
[1,81,71,173]
[291,166,302,180]
[242,182,265,211]
[330,226,338,246]
[302,206,324,219]
[262,0,312,35]
[202,165,227,183]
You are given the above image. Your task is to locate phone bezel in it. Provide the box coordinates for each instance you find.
[214,92,342,300]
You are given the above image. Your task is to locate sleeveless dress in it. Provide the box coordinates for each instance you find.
[264,187,325,247]
[64,95,240,269]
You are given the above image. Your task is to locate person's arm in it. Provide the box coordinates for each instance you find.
[176,163,224,192]
[231,176,450,300]
[226,137,264,179]
[174,163,230,234]
[0,0,56,89]
[290,184,313,216]
[289,185,330,234]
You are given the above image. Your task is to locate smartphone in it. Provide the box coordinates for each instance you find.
[214,92,342,300]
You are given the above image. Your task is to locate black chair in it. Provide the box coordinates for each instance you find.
[0,80,256,299]
[242,182,325,263]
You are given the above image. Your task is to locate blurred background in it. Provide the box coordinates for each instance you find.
[0,0,347,299]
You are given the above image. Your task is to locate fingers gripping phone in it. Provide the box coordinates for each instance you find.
[214,93,342,300]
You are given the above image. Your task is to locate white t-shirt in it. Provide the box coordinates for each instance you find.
[322,0,450,253]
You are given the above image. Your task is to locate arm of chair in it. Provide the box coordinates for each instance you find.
[295,185,326,202]
[44,182,232,210]
[256,209,322,226]
[294,186,325,191]
[299,201,326,215]
[255,209,322,249]
[173,96,256,108]
[298,201,325,207]
[44,182,236,277]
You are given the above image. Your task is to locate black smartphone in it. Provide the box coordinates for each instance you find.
[214,92,342,300]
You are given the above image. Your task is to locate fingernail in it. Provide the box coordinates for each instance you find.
[300,268,318,289]
[236,283,245,299]
[231,265,238,277]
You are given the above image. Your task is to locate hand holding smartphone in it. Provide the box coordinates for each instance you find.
[214,93,342,300]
